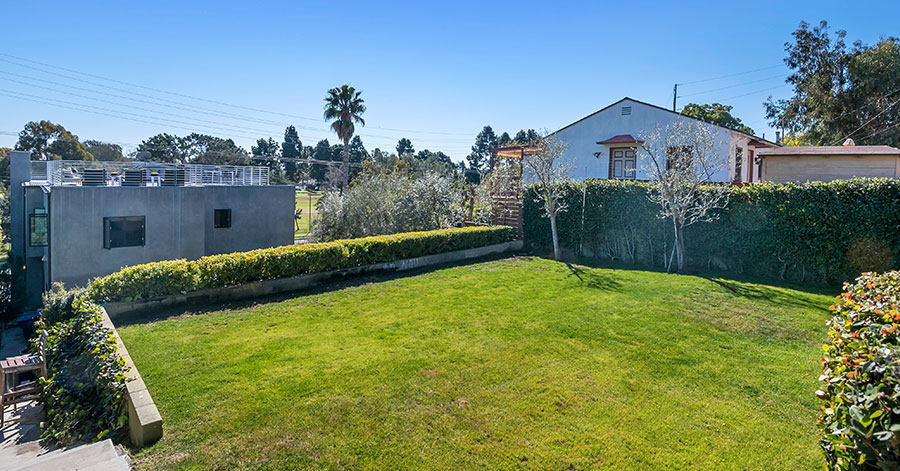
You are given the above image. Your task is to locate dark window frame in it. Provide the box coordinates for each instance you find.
[104,216,145,249]
[665,145,694,171]
[214,209,232,228]
[734,146,744,182]
[29,211,48,247]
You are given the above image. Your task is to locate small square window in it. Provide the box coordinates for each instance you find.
[29,212,48,247]
[104,216,145,249]
[214,209,231,228]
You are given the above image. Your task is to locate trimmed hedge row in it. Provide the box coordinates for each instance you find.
[523,178,900,284]
[39,298,129,445]
[87,226,516,302]
[819,272,900,470]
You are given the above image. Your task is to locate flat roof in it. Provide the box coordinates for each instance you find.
[757,145,900,157]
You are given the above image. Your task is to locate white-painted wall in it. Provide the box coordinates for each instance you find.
[554,98,756,182]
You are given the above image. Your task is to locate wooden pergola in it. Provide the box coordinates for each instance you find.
[488,145,542,238]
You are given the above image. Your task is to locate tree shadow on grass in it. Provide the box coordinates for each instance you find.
[564,262,622,292]
[564,255,838,296]
[704,277,833,313]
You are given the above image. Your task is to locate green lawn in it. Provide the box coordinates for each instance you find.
[118,257,835,470]
[295,190,321,237]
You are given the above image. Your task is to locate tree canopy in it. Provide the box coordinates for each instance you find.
[680,103,754,135]
[324,84,366,188]
[84,140,126,161]
[396,138,414,157]
[14,120,93,161]
[467,126,497,173]
[765,21,900,146]
[138,132,249,165]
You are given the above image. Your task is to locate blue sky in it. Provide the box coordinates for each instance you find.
[1,1,898,161]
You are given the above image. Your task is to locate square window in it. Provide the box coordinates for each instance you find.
[104,216,145,249]
[214,209,232,228]
[29,213,48,247]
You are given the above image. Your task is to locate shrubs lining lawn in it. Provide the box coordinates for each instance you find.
[87,226,515,302]
[118,257,835,470]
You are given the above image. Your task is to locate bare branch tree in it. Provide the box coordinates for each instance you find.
[638,120,729,273]
[524,134,572,261]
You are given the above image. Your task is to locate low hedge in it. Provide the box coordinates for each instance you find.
[39,298,129,445]
[819,272,900,470]
[87,226,516,303]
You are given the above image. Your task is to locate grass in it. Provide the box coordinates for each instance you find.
[118,257,836,470]
[294,190,321,237]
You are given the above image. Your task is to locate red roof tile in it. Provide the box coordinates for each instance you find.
[597,134,642,145]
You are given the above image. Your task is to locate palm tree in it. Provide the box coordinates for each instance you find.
[323,85,365,189]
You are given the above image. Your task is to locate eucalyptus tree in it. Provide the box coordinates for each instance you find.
[324,85,366,189]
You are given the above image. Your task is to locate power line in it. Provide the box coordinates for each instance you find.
[854,121,900,142]
[831,93,900,145]
[717,84,790,102]
[0,88,270,139]
[678,73,788,98]
[0,70,291,127]
[676,64,785,86]
[0,91,262,140]
[0,53,472,137]
[0,66,471,144]
[0,83,292,138]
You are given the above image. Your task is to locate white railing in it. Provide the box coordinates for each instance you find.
[29,160,269,187]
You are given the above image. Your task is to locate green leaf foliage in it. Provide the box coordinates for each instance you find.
[86,226,516,303]
[38,298,128,445]
[818,272,900,470]
[523,178,900,285]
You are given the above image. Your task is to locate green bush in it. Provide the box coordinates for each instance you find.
[38,297,128,445]
[87,226,516,303]
[818,272,900,469]
[523,178,900,284]
[40,283,87,327]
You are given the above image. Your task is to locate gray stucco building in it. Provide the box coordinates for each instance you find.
[9,151,295,307]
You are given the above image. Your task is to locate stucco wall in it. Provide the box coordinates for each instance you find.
[49,185,294,288]
[553,99,751,182]
[761,155,900,183]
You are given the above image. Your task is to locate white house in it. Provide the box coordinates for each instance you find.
[552,97,778,182]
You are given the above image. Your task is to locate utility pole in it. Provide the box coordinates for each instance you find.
[672,84,678,111]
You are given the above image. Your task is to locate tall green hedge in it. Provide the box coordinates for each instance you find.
[523,178,900,284]
[87,226,516,302]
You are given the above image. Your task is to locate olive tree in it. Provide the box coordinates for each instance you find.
[638,120,729,273]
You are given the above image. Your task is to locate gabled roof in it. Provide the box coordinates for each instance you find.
[554,97,780,147]
[757,145,900,157]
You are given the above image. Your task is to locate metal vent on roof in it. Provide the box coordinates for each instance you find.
[621,106,632,116]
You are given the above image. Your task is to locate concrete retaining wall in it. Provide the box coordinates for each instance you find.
[98,307,163,448]
[105,239,523,319]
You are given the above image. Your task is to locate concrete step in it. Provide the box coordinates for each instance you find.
[80,455,131,471]
[0,439,127,471]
